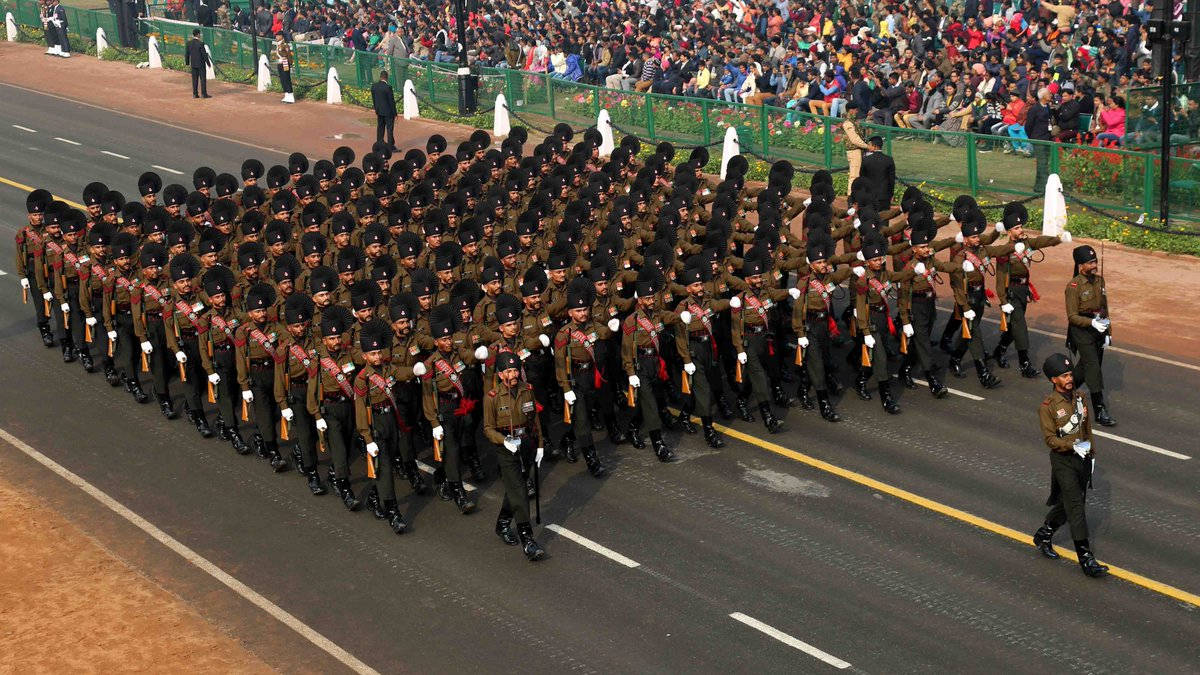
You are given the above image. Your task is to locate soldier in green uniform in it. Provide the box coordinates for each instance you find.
[164,255,215,438]
[420,304,483,513]
[1033,353,1109,578]
[308,306,363,511]
[16,189,56,348]
[792,234,856,422]
[729,250,791,433]
[198,265,247,451]
[854,237,915,414]
[483,351,547,561]
[1065,245,1116,426]
[622,270,678,462]
[104,233,149,404]
[236,283,288,471]
[555,277,620,477]
[275,294,327,495]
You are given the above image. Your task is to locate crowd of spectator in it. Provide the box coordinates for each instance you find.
[176,0,1194,148]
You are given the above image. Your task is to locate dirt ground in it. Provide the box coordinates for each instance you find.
[0,477,274,673]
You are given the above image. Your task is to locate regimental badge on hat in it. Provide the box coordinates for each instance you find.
[266,165,290,190]
[138,171,163,197]
[1042,353,1073,380]
[83,181,109,207]
[193,166,216,191]
[320,305,353,337]
[26,188,51,214]
[288,152,310,176]
[201,266,235,301]
[283,293,315,324]
[332,146,356,169]
[241,159,265,181]
[245,282,277,312]
[429,303,455,339]
[170,253,202,282]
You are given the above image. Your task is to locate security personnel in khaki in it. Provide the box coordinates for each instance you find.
[354,321,423,535]
[1065,245,1116,427]
[236,283,287,471]
[308,306,363,511]
[1033,353,1109,578]
[483,351,546,561]
[275,294,327,496]
[674,259,729,448]
[198,265,246,451]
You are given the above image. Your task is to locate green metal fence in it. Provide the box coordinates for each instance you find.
[6,0,1199,225]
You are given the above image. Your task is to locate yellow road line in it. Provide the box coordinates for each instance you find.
[685,410,1200,608]
[0,175,86,210]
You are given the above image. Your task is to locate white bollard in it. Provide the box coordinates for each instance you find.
[204,44,215,80]
[493,94,510,138]
[596,109,615,157]
[326,67,341,104]
[402,79,419,120]
[147,35,162,69]
[1041,174,1066,237]
[719,126,740,179]
[257,53,270,92]
[95,26,107,58]
[5,12,16,42]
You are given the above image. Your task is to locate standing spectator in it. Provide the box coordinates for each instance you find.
[272,31,295,104]
[372,70,397,150]
[1026,88,1054,192]
[254,2,271,38]
[184,28,211,98]
[193,0,214,27]
[42,0,71,57]
[842,102,872,190]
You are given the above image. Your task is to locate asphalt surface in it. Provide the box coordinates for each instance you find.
[1,83,1199,674]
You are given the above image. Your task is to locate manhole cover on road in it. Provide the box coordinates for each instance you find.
[741,466,831,498]
[324,132,364,140]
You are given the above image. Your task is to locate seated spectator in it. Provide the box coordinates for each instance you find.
[1096,95,1126,146]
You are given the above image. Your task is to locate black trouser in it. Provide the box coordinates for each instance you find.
[801,312,837,388]
[175,333,206,411]
[368,405,398,501]
[24,262,49,330]
[1032,143,1050,193]
[62,280,85,350]
[88,292,113,370]
[145,317,171,396]
[998,284,1032,351]
[864,308,895,384]
[951,288,987,360]
[393,382,421,465]
[112,310,138,379]
[495,436,531,525]
[286,382,318,471]
[598,336,624,428]
[1068,325,1106,394]
[248,362,278,443]
[630,351,664,433]
[434,396,468,482]
[740,328,771,405]
[524,352,557,443]
[278,65,293,94]
[320,397,354,480]
[376,114,395,146]
[684,335,719,416]
[566,361,599,447]
[1044,451,1092,540]
[904,295,937,373]
[191,67,208,97]
[210,344,239,423]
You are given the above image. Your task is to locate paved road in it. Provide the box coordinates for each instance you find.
[1,83,1199,673]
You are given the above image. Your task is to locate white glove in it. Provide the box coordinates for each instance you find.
[853,218,862,230]
[798,336,809,348]
[963,309,976,321]
[1103,335,1111,348]
[683,362,696,375]
[954,231,964,243]
[502,437,521,452]
[607,318,620,332]
[539,333,551,347]
[679,310,692,324]
[1072,439,1091,459]
[535,447,544,466]
[737,352,748,364]
[803,197,811,207]
[43,291,53,301]
[628,375,641,388]
[994,221,1005,232]
[914,261,927,275]
[141,340,153,354]
[902,324,914,338]
[1014,242,1026,254]
[1090,318,1109,333]
[864,334,876,349]
[281,407,294,422]
[366,442,379,457]
[1001,303,1014,314]
[175,350,187,363]
[962,260,975,273]
[208,372,221,385]
[788,287,801,300]
[1061,230,1073,242]
[474,345,489,360]
[432,425,444,441]
[20,278,30,290]
[315,418,328,432]
[856,250,865,261]
[846,207,856,216]
[85,316,97,327]
[564,390,576,405]
[412,361,427,376]
[106,330,117,341]
[729,296,741,309]
[852,266,865,277]
[60,302,70,314]
[241,389,254,403]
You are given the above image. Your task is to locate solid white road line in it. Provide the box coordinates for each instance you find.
[545,524,641,568]
[101,150,130,159]
[1094,430,1191,461]
[53,136,81,145]
[12,124,37,132]
[911,379,985,401]
[729,612,851,669]
[152,164,184,175]
[0,427,381,675]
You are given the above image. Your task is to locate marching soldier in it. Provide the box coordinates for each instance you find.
[81,222,120,385]
[729,250,792,433]
[103,233,149,404]
[199,265,248,453]
[236,283,288,471]
[483,351,547,561]
[17,189,56,348]
[50,209,92,367]
[674,259,729,447]
[165,255,215,438]
[947,213,1014,388]
[555,277,621,478]
[622,271,678,462]
[898,222,957,399]
[384,292,433,495]
[1033,353,1109,578]
[276,294,327,495]
[792,234,855,422]
[133,243,177,418]
[308,306,363,511]
[1065,245,1116,426]
[853,237,915,414]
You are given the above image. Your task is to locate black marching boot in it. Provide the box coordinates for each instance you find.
[627,423,646,449]
[650,430,674,462]
[974,359,1002,388]
[337,478,362,511]
[1074,540,1109,578]
[561,433,578,463]
[495,514,518,545]
[736,397,755,422]
[898,362,917,389]
[991,342,1010,369]
[924,370,948,399]
[772,383,794,408]
[384,500,407,534]
[716,394,734,420]
[517,523,546,561]
[453,482,477,514]
[759,402,783,434]
[879,381,900,414]
[1032,524,1059,559]
[675,410,697,434]
[948,352,967,378]
[796,379,815,410]
[230,427,251,454]
[365,485,386,519]
[80,350,96,373]
[157,394,178,419]
[1017,350,1040,378]
[853,372,873,401]
[127,377,149,404]
[305,466,327,495]
[816,390,840,422]
[293,446,306,475]
[62,341,77,363]
[40,324,56,348]
[582,445,608,478]
[406,461,428,495]
[189,407,214,438]
[104,364,121,386]
[606,420,627,445]
[1091,392,1116,427]
[214,416,230,441]
[252,433,268,459]
[266,442,287,472]
[701,417,725,448]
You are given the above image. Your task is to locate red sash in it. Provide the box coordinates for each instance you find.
[867,276,897,335]
[210,313,241,345]
[140,282,167,313]
[685,299,718,356]
[319,355,356,397]
[568,328,604,387]
[249,327,281,362]
[803,275,840,337]
[963,249,997,300]
[634,313,661,352]
[432,355,474,416]
[742,294,774,355]
[365,371,409,432]
[174,299,208,334]
[45,239,64,270]
[1007,249,1041,302]
[288,343,319,379]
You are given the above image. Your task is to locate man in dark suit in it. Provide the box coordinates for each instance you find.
[184,29,211,99]
[371,70,397,150]
[860,136,896,212]
[1026,89,1053,192]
